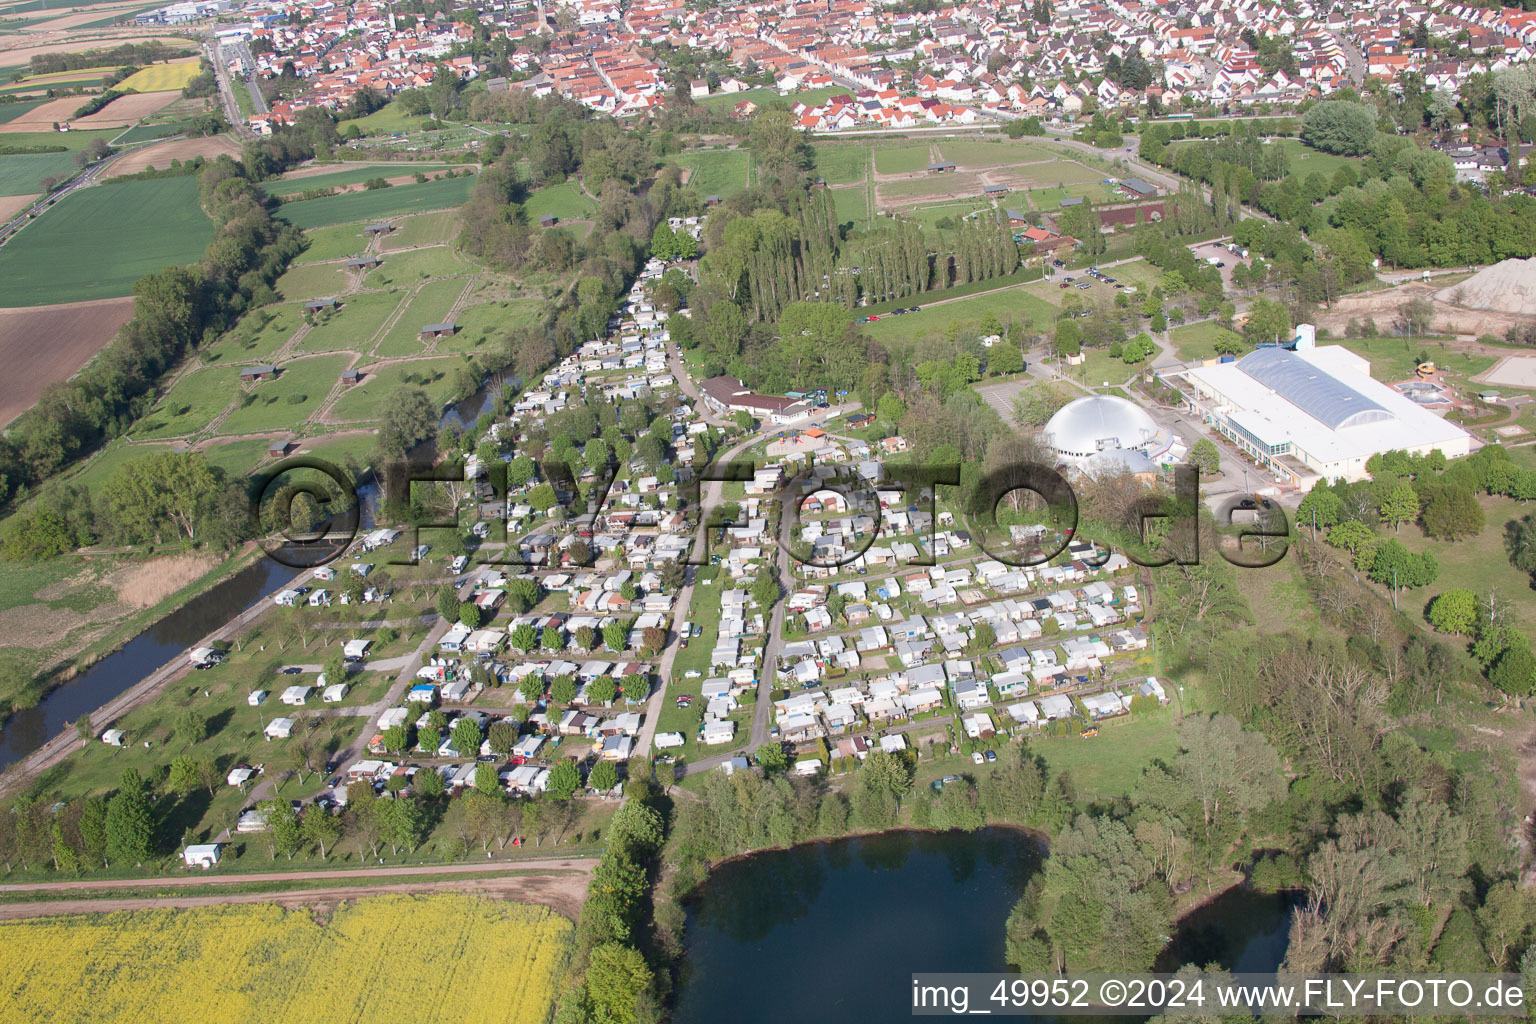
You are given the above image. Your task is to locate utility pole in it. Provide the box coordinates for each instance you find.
[1392,566,1398,612]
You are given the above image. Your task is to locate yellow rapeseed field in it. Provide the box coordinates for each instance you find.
[116,60,202,93]
[0,894,570,1024]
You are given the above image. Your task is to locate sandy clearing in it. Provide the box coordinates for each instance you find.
[108,133,239,175]
[1481,357,1536,389]
[19,9,140,33]
[0,193,38,221]
[1314,280,1536,339]
[0,295,134,426]
[69,88,178,128]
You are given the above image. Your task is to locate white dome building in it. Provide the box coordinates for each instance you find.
[1043,395,1160,462]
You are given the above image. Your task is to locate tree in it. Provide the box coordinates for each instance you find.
[261,798,303,859]
[1301,100,1379,155]
[584,942,653,1024]
[375,386,438,461]
[588,760,619,792]
[510,623,539,652]
[550,674,578,704]
[576,625,598,651]
[603,621,628,652]
[488,720,518,757]
[588,675,617,705]
[459,601,483,630]
[1427,589,1478,635]
[755,742,789,773]
[1490,643,1536,698]
[105,768,154,865]
[380,724,409,754]
[451,716,483,756]
[752,571,780,609]
[1327,519,1378,555]
[436,587,461,622]
[175,708,207,747]
[1189,439,1220,475]
[1422,485,1483,541]
[301,806,342,859]
[548,761,581,800]
[1379,481,1421,534]
[415,766,446,799]
[380,796,427,854]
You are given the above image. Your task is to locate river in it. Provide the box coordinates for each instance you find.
[672,829,1296,1024]
[0,557,304,773]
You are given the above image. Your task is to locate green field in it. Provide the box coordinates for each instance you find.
[1339,337,1496,383]
[199,436,277,480]
[0,98,45,124]
[328,356,465,421]
[0,150,74,194]
[863,285,1059,345]
[277,175,477,230]
[446,297,544,354]
[523,180,595,222]
[274,262,347,301]
[338,101,430,136]
[61,439,173,493]
[265,163,456,196]
[831,185,869,228]
[363,245,468,288]
[873,143,932,175]
[1400,495,1536,638]
[0,175,211,305]
[937,139,1055,168]
[878,173,982,199]
[134,365,240,439]
[674,148,750,198]
[217,354,349,435]
[381,209,458,249]
[0,127,119,151]
[696,85,847,113]
[1274,138,1362,180]
[374,279,468,356]
[201,303,303,364]
[1168,320,1242,362]
[293,221,371,264]
[811,143,868,185]
[297,289,402,354]
[110,120,191,145]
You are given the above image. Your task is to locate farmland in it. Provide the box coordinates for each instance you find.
[327,355,464,421]
[293,221,374,265]
[0,150,75,194]
[375,278,469,356]
[274,262,348,301]
[861,284,1060,348]
[0,295,134,426]
[264,163,457,196]
[216,354,350,436]
[106,134,240,177]
[276,174,478,230]
[0,895,571,1024]
[296,289,403,354]
[0,175,212,305]
[380,209,458,249]
[363,245,470,288]
[810,143,869,185]
[114,58,202,93]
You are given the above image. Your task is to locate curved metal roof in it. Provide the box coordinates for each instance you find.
[1044,395,1160,456]
[1235,347,1392,430]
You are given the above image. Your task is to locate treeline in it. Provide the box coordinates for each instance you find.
[73,87,135,120]
[29,42,192,76]
[0,130,321,518]
[1156,527,1534,976]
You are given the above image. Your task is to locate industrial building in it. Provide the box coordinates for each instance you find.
[1173,327,1473,485]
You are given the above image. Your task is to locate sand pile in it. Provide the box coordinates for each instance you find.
[1437,258,1536,315]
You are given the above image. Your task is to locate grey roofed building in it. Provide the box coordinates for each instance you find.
[419,321,457,338]
[983,183,1008,194]
[1235,346,1390,430]
[1059,196,1085,208]
[363,223,392,235]
[241,364,278,381]
[305,298,338,310]
[1122,177,1158,197]
[346,256,381,268]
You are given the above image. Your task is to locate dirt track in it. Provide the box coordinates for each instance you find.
[0,858,597,920]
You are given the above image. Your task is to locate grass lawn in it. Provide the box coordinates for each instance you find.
[265,163,456,196]
[338,100,430,136]
[134,365,240,439]
[831,185,869,228]
[374,279,468,357]
[294,431,375,470]
[297,290,403,354]
[382,209,458,249]
[1168,320,1242,362]
[199,436,279,480]
[109,121,189,145]
[1072,347,1142,389]
[294,221,371,264]
[1339,336,1496,383]
[0,128,117,150]
[1030,704,1179,797]
[277,174,477,230]
[201,303,304,364]
[0,150,75,195]
[1399,495,1536,638]
[60,439,173,493]
[0,175,211,305]
[523,180,596,222]
[902,198,992,228]
[363,245,469,288]
[873,143,932,175]
[217,354,349,435]
[877,173,983,200]
[863,286,1060,343]
[1274,138,1362,180]
[811,143,868,185]
[274,262,347,301]
[328,356,465,421]
[441,296,542,355]
[674,148,750,199]
[696,85,845,112]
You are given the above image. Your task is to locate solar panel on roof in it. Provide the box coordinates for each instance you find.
[1235,347,1392,430]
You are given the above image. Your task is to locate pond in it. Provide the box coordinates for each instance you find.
[672,829,1295,1024]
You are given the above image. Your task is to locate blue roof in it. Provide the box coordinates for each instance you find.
[1235,347,1391,430]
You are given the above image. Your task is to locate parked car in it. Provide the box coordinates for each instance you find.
[280,666,303,675]
[971,751,985,764]
[907,306,921,313]
[985,750,998,763]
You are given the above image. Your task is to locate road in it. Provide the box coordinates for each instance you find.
[0,131,187,245]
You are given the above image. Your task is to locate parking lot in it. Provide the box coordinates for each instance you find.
[1188,239,1248,291]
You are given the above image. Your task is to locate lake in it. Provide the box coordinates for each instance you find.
[672,829,1295,1024]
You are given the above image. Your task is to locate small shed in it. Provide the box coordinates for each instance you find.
[182,843,223,868]
[983,183,1008,196]
[1122,177,1159,198]
[704,194,721,206]
[305,298,339,312]
[363,223,392,236]
[341,367,361,384]
[419,321,457,339]
[539,214,557,228]
[926,161,956,173]
[268,439,290,458]
[346,256,381,269]
[241,364,277,382]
